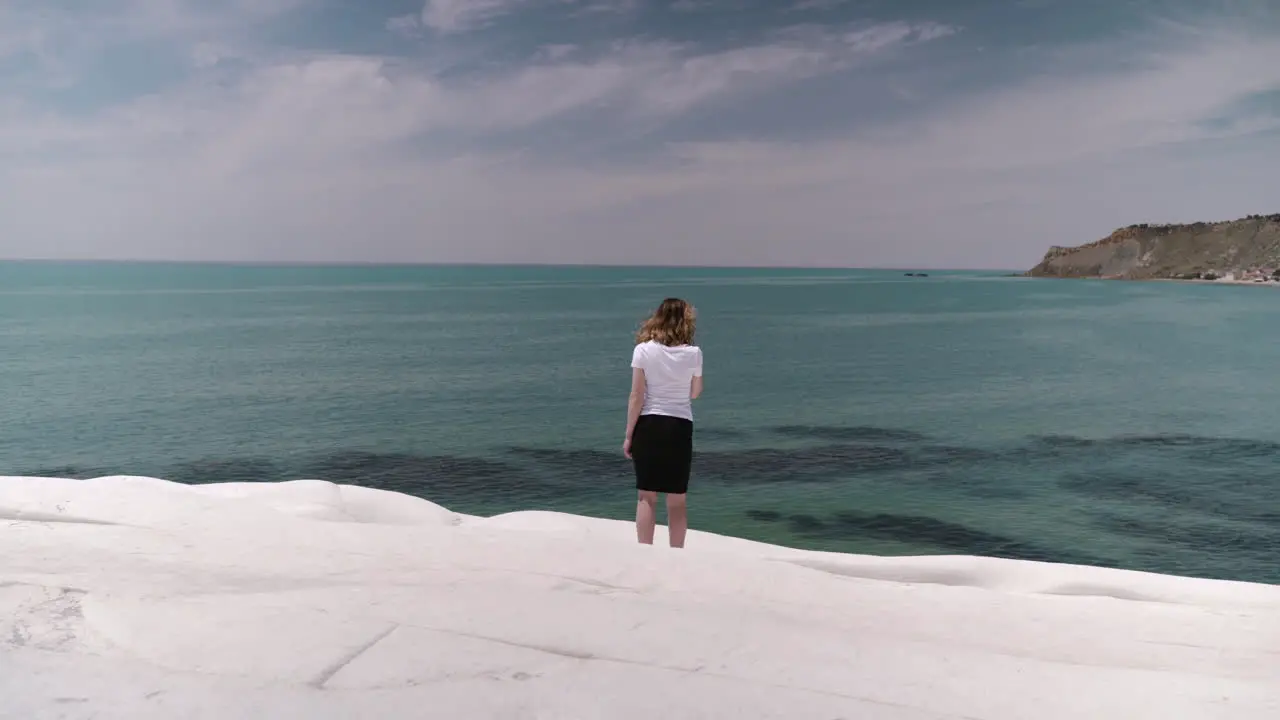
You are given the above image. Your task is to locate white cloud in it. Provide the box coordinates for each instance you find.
[915,23,958,42]
[386,14,424,37]
[0,0,301,90]
[574,0,642,16]
[790,0,852,12]
[670,0,717,12]
[206,20,943,140]
[420,0,529,33]
[840,21,955,53]
[190,42,240,68]
[67,0,303,38]
[537,44,578,61]
[417,0,640,33]
[0,15,958,262]
[0,8,1278,268]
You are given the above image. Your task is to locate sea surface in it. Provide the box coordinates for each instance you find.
[2,262,1277,585]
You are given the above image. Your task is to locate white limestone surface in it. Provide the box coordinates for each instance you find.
[1,475,1277,719]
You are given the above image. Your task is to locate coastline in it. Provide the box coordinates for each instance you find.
[1153,277,1280,287]
[1028,274,1280,287]
[3,475,1276,719]
[1024,215,1280,282]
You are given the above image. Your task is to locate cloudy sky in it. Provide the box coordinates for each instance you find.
[1,0,1278,268]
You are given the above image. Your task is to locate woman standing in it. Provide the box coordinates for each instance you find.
[623,298,703,548]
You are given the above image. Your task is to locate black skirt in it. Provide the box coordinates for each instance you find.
[631,413,694,494]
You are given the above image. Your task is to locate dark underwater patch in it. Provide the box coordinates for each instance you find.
[303,451,541,509]
[167,457,285,485]
[497,437,1019,503]
[696,444,913,482]
[787,513,826,533]
[1058,471,1203,509]
[1028,433,1280,460]
[693,427,749,441]
[504,446,627,481]
[781,509,1111,567]
[910,444,1002,465]
[771,425,928,444]
[496,426,1009,496]
[18,465,107,480]
[1030,434,1207,451]
[1095,514,1280,555]
[1249,510,1280,527]
[1059,468,1280,523]
[904,467,1031,500]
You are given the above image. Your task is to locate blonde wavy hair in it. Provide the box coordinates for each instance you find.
[635,297,696,346]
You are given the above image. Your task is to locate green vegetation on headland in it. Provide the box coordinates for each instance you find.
[1025,213,1280,282]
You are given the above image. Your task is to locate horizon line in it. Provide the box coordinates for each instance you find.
[0,257,1025,274]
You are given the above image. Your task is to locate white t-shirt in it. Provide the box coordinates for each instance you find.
[631,340,703,421]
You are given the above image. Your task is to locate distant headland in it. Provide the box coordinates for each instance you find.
[1025,213,1280,283]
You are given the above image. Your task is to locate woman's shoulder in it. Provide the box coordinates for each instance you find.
[634,340,700,353]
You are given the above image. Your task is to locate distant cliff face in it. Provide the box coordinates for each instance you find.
[1026,214,1280,280]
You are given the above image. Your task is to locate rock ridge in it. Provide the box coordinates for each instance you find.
[1026,213,1280,281]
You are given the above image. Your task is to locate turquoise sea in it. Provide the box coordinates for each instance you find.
[1,262,1277,585]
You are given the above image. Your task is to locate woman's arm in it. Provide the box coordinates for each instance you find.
[690,347,703,400]
[624,367,646,447]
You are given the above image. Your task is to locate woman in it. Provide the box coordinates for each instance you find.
[623,298,703,548]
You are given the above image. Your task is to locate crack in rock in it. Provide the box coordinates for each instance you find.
[309,624,399,689]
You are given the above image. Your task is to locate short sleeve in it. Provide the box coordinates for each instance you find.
[631,343,645,369]
[693,347,703,377]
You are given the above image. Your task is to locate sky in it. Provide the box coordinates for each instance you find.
[1,0,1278,269]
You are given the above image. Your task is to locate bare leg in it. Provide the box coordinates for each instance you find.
[666,493,688,548]
[636,491,658,545]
